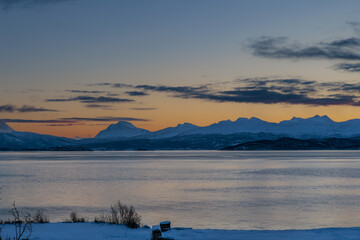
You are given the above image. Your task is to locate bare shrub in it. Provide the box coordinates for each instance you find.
[94,214,110,223]
[110,200,141,228]
[9,202,32,240]
[32,210,49,223]
[0,220,14,224]
[66,212,86,223]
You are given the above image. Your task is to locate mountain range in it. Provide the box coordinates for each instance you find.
[94,115,360,140]
[0,124,76,150]
[2,115,360,150]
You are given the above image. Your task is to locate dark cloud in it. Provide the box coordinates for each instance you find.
[334,63,360,72]
[112,83,133,88]
[17,105,58,112]
[46,95,134,103]
[65,90,107,94]
[86,83,113,87]
[134,78,360,106]
[214,89,357,106]
[66,90,121,97]
[59,117,149,122]
[249,36,360,60]
[0,104,58,112]
[1,119,74,123]
[130,107,157,111]
[2,116,149,123]
[85,104,114,110]
[0,0,72,9]
[107,93,119,97]
[0,104,16,112]
[328,38,360,47]
[135,85,208,98]
[44,123,85,127]
[319,82,360,93]
[125,91,149,96]
[86,83,133,88]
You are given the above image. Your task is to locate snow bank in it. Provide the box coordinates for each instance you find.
[1,223,150,240]
[1,223,360,240]
[163,227,360,240]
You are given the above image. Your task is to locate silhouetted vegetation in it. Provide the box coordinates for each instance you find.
[32,210,49,223]
[66,212,86,223]
[9,202,33,240]
[94,214,110,223]
[94,200,142,228]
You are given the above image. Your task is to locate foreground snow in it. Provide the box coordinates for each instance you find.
[1,223,360,240]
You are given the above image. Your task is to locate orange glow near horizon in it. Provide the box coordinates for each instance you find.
[6,101,360,138]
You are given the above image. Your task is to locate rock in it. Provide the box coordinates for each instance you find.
[152,225,162,240]
[160,221,171,232]
[152,229,162,240]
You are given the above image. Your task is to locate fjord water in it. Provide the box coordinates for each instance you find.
[1,151,360,230]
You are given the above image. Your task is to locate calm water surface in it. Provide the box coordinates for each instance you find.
[1,151,360,230]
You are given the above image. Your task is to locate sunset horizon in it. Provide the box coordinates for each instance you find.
[3,1,360,240]
[2,1,360,138]
[2,113,359,138]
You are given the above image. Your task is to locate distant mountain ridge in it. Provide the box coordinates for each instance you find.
[93,115,360,140]
[3,115,360,151]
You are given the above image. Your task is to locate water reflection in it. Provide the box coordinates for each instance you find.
[1,151,360,229]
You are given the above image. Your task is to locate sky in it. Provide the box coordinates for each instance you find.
[2,0,360,138]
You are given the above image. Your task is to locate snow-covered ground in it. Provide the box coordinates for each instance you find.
[1,223,360,240]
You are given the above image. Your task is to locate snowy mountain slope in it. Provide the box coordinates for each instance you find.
[95,121,150,139]
[0,132,76,150]
[148,123,199,139]
[0,120,14,133]
[276,115,338,137]
[337,119,360,136]
[187,117,277,135]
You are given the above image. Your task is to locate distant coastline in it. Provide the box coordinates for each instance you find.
[2,136,360,151]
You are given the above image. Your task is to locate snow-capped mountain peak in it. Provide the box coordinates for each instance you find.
[176,122,195,128]
[307,115,334,123]
[107,121,138,130]
[0,120,14,133]
[95,121,150,139]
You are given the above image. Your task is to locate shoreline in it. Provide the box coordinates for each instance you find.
[1,223,360,240]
